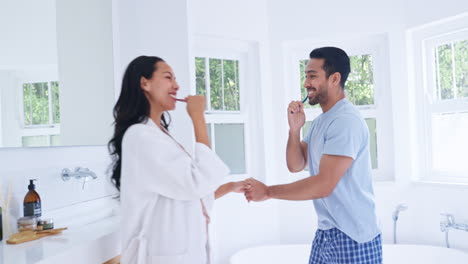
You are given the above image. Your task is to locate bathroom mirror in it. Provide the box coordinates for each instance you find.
[0,0,115,148]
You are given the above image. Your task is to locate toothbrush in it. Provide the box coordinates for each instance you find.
[175,98,187,102]
[290,95,309,114]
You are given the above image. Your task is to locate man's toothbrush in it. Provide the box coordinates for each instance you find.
[290,95,309,114]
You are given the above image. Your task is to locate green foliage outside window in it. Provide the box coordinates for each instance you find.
[210,58,223,110]
[435,40,468,100]
[195,57,206,97]
[23,82,50,125]
[23,81,61,126]
[51,81,60,124]
[195,57,240,111]
[455,40,468,98]
[223,59,240,111]
[347,55,374,105]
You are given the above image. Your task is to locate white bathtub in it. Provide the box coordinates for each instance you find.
[230,244,468,264]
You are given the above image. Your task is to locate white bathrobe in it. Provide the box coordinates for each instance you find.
[120,118,230,264]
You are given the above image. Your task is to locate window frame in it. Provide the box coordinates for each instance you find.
[410,14,468,184]
[192,36,262,180]
[283,34,393,181]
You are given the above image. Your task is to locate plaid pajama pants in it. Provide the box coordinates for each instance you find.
[309,228,382,264]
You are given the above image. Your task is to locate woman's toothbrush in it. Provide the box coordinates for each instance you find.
[290,95,309,114]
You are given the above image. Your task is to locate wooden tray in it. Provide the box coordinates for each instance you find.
[6,228,67,244]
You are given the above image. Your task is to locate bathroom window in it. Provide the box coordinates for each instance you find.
[193,36,260,177]
[430,39,468,177]
[287,34,393,180]
[21,81,61,147]
[195,56,246,174]
[413,20,468,182]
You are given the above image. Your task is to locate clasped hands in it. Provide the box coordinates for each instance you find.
[231,178,269,202]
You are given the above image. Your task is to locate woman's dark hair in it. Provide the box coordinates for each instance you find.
[309,47,350,89]
[108,56,170,191]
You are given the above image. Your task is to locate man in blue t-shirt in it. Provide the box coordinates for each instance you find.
[245,47,382,263]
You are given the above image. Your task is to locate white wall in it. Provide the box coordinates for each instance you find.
[56,0,115,146]
[400,0,468,27]
[0,0,58,67]
[190,0,270,41]
[0,70,19,147]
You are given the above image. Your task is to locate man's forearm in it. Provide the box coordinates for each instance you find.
[286,130,306,172]
[267,176,329,201]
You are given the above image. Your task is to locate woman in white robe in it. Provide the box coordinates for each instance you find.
[108,56,244,264]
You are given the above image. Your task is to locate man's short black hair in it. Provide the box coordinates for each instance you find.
[309,47,350,89]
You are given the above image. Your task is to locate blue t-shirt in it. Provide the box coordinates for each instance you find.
[303,98,380,243]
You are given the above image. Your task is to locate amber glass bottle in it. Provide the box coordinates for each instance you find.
[0,206,3,241]
[23,179,41,217]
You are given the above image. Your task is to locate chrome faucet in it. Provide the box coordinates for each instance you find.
[392,203,408,244]
[61,167,98,189]
[440,213,468,248]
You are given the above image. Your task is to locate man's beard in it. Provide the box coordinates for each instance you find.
[309,96,320,106]
[308,86,327,106]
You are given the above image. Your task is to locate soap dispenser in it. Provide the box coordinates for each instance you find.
[23,179,41,218]
[0,205,3,241]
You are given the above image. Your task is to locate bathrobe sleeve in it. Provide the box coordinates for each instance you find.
[133,127,230,201]
[201,193,216,213]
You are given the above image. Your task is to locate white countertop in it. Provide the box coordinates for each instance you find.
[0,216,121,264]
